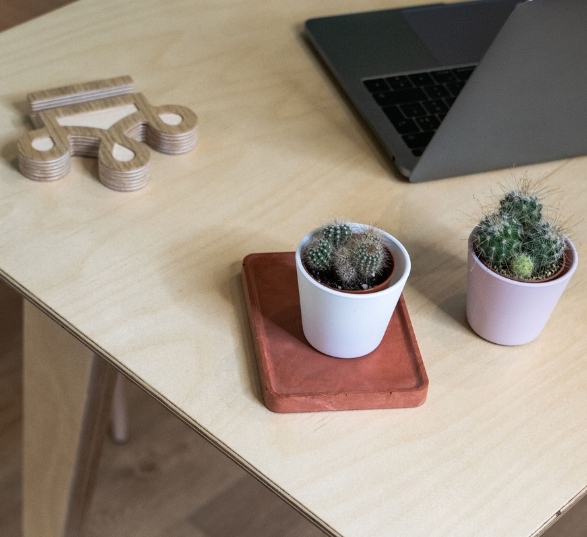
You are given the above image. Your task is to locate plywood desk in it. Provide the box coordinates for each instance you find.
[0,0,586,536]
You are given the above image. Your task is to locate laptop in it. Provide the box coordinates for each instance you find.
[305,0,587,182]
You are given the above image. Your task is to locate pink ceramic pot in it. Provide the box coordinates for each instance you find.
[466,231,578,346]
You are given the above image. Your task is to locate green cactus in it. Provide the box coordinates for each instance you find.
[474,181,568,280]
[498,189,542,227]
[303,236,333,273]
[524,220,566,271]
[302,222,392,290]
[510,253,534,279]
[322,221,352,248]
[475,212,523,268]
[348,230,387,280]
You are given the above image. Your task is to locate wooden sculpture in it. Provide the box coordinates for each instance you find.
[17,76,198,191]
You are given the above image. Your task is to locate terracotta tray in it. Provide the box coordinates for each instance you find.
[241,252,428,413]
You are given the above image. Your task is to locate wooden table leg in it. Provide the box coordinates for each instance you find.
[110,372,130,444]
[22,301,117,537]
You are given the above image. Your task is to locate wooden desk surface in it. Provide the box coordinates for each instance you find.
[0,0,586,535]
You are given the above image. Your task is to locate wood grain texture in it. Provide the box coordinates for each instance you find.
[86,377,327,537]
[27,76,134,113]
[19,84,198,191]
[0,277,584,536]
[0,281,326,537]
[0,0,587,536]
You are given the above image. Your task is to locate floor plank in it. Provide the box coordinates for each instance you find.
[0,283,325,537]
[0,0,75,32]
[85,379,324,537]
[0,282,23,537]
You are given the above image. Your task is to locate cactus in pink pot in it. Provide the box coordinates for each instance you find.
[467,178,578,345]
[472,180,569,281]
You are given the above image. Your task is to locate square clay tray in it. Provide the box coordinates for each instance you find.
[241,252,428,413]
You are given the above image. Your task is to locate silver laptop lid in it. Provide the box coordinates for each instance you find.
[412,0,587,181]
[305,0,519,179]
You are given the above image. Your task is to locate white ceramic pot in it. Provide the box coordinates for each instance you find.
[295,224,411,359]
[466,231,578,346]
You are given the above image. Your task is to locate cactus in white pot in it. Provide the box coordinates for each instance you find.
[295,220,410,358]
[302,220,393,291]
[467,179,578,345]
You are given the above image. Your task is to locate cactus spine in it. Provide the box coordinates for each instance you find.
[322,221,352,248]
[525,220,566,271]
[302,221,392,290]
[474,181,568,280]
[304,237,333,273]
[475,213,523,269]
[510,253,534,280]
[348,229,387,280]
[498,189,542,226]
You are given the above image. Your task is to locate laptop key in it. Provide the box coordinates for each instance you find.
[424,85,450,99]
[385,75,413,90]
[424,99,448,115]
[382,105,403,122]
[415,116,440,131]
[454,66,476,81]
[372,92,396,106]
[390,117,420,135]
[446,81,465,97]
[364,64,478,154]
[363,78,389,92]
[402,131,435,149]
[409,72,434,86]
[372,87,427,106]
[382,106,420,134]
[400,102,427,117]
[431,69,456,83]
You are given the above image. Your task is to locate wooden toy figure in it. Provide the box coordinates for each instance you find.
[17,76,198,191]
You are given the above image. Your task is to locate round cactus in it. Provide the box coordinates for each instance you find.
[349,230,387,280]
[302,222,392,290]
[510,253,534,279]
[524,220,566,270]
[303,236,332,273]
[475,212,523,268]
[499,189,542,227]
[474,181,569,280]
[332,245,357,286]
[322,221,352,248]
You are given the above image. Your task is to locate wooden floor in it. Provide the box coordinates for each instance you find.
[0,279,325,537]
[0,0,75,32]
[1,2,586,537]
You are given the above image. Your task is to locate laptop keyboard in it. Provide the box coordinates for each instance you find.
[363,65,476,157]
